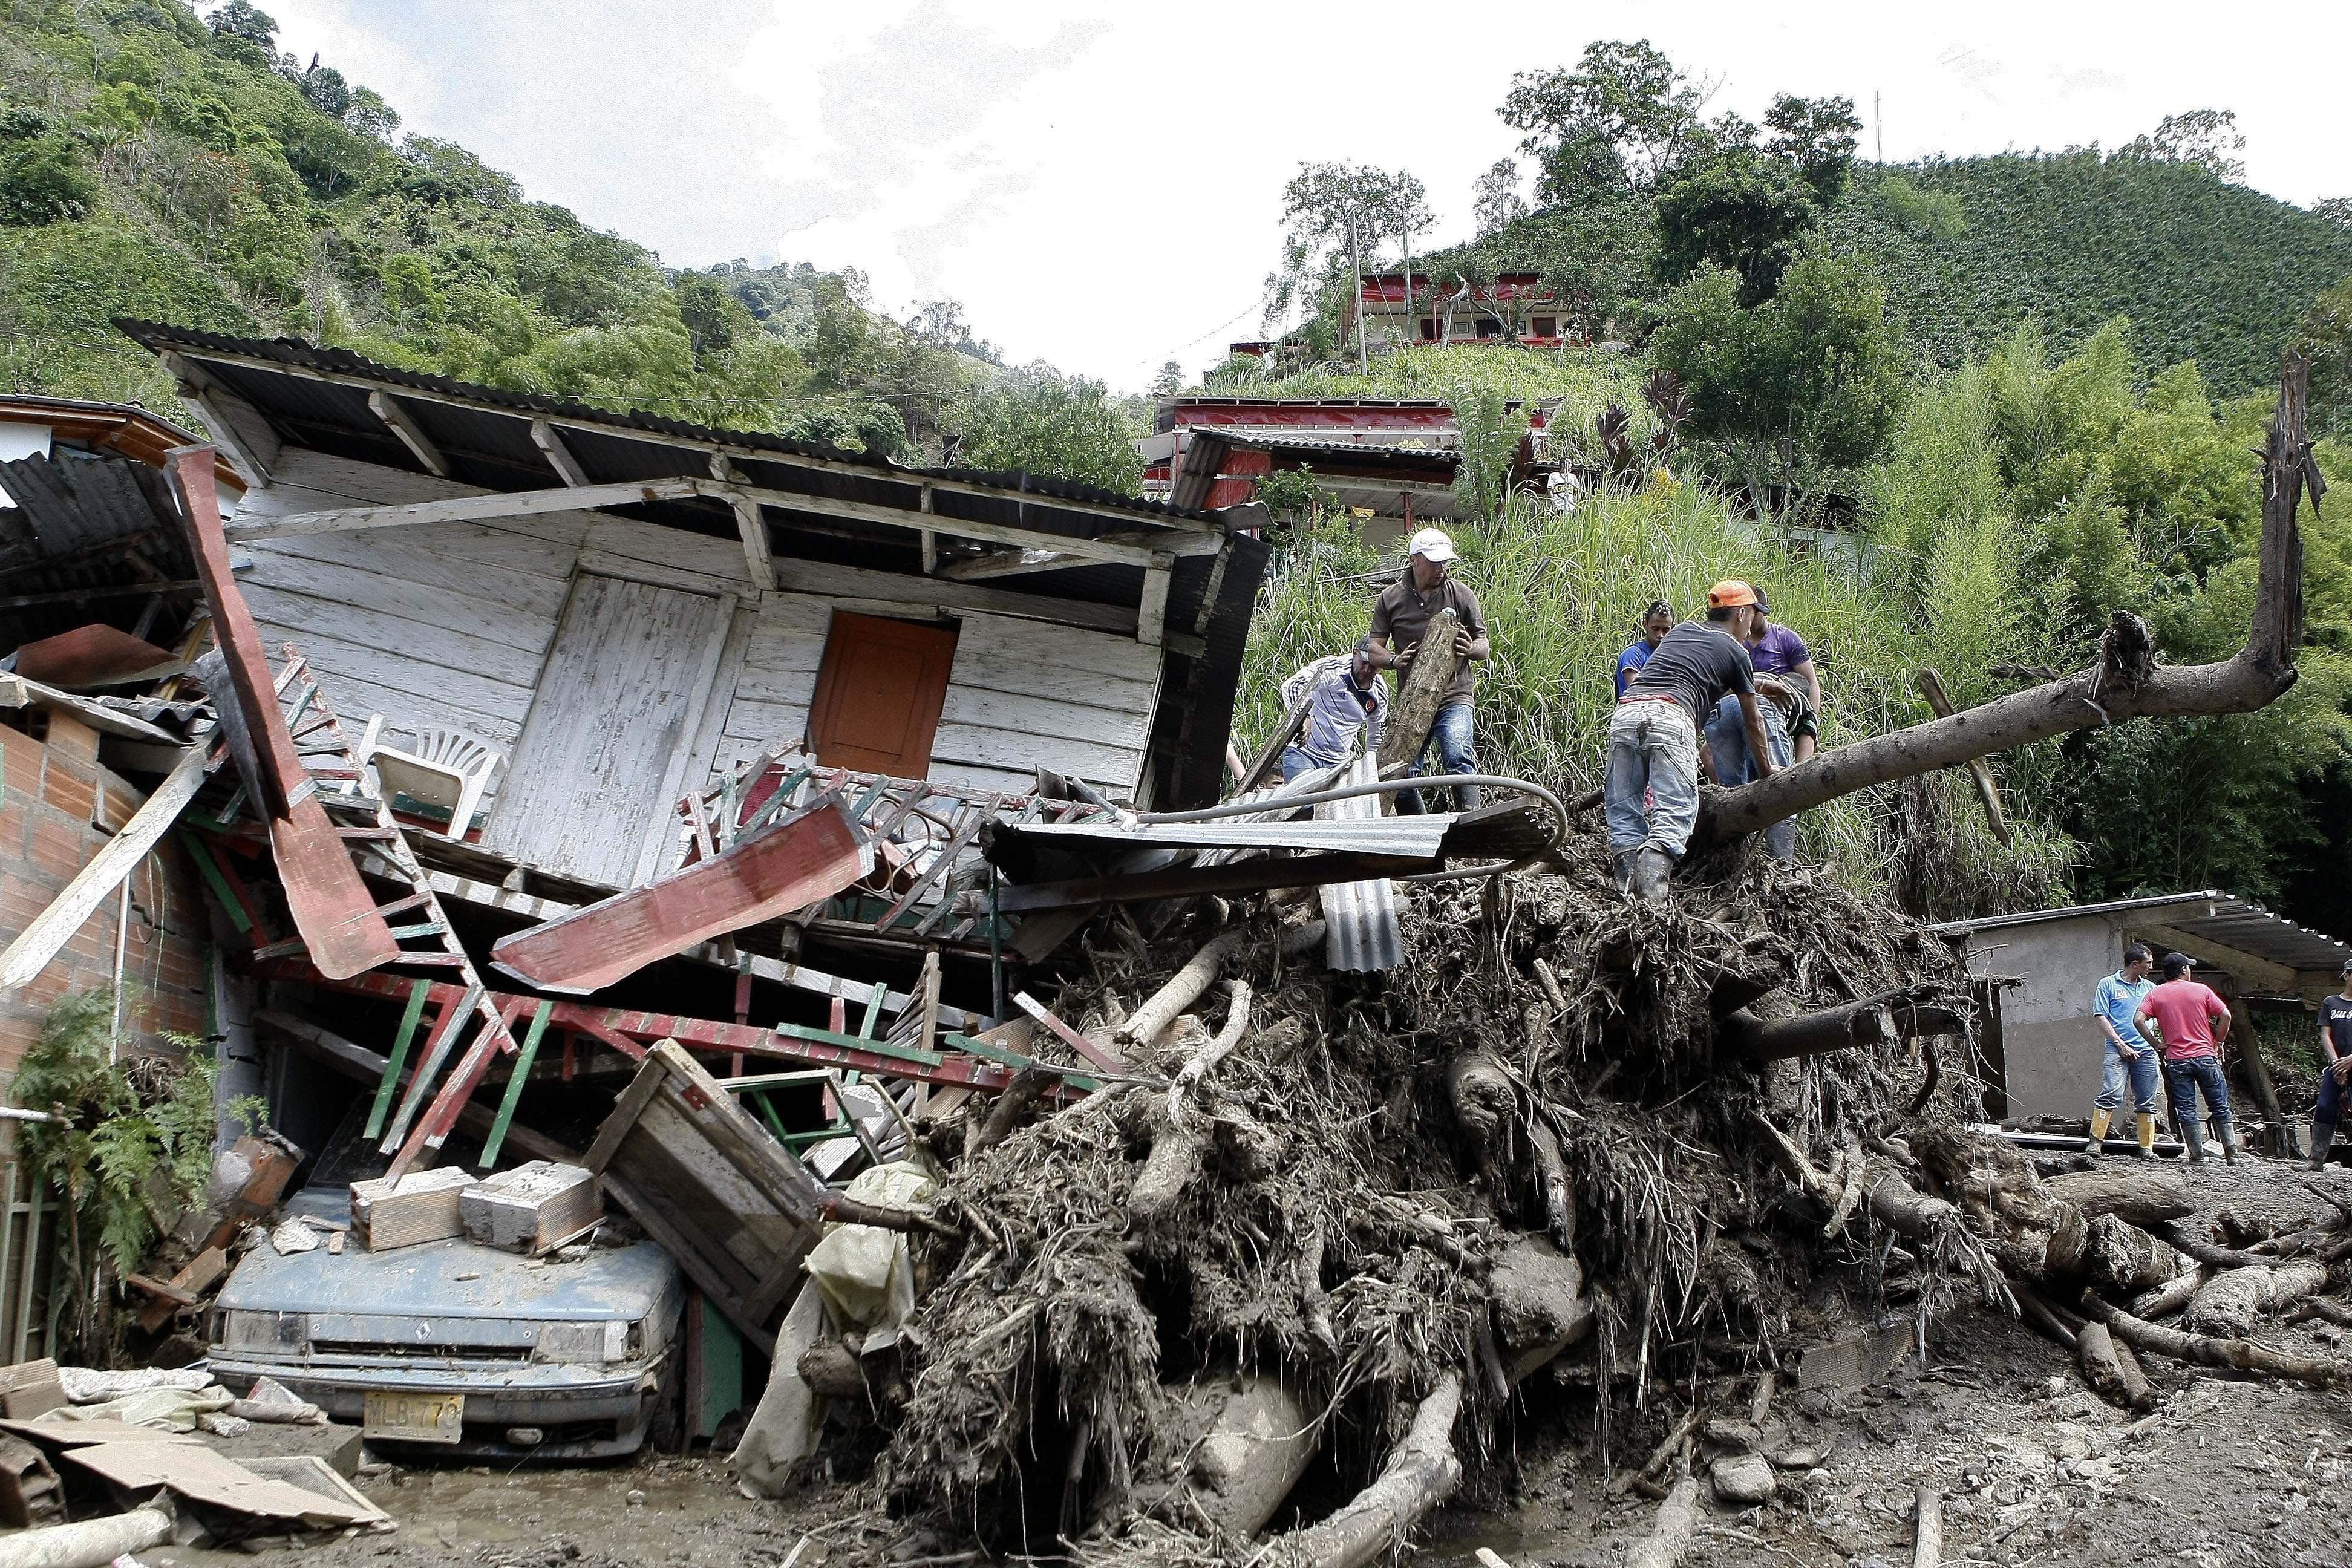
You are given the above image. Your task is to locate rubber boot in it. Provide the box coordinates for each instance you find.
[1633,848,1674,904]
[2181,1119,2204,1163]
[2214,1117,2238,1166]
[2134,1112,2156,1158]
[2083,1109,2112,1156]
[1609,849,1636,896]
[2308,1119,2337,1172]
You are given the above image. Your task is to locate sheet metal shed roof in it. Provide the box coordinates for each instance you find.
[1930,891,2352,979]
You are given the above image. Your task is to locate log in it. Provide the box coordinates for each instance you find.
[1118,928,1251,1049]
[1488,1235,1594,1382]
[0,1504,173,1568]
[2184,1259,2328,1337]
[1720,990,1968,1063]
[1375,608,1468,780]
[967,1066,1052,1161]
[2285,1298,2352,1329]
[1863,1167,1962,1244]
[2080,1295,2349,1387]
[795,1339,868,1400]
[1299,1219,1336,1352]
[2131,1267,2209,1321]
[1167,979,1252,1119]
[1625,1477,1701,1568]
[1129,1107,1206,1225]
[1912,1485,1944,1568]
[1446,1048,1515,1187]
[2109,1335,2155,1410]
[2039,1168,2195,1229]
[2075,1321,2134,1409]
[1529,1117,1576,1250]
[1916,668,2011,843]
[1701,354,2318,842]
[2160,1223,2284,1272]
[1267,1373,1462,1568]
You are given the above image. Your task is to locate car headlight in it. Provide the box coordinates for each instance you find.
[218,1311,307,1353]
[534,1321,629,1364]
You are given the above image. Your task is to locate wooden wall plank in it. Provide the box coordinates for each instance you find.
[774,557,1137,636]
[240,534,573,626]
[930,723,1137,789]
[240,583,550,690]
[302,667,523,751]
[947,612,1161,701]
[273,627,534,730]
[936,687,1149,754]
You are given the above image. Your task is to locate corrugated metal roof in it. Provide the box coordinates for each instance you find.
[1318,755,1403,972]
[0,449,198,650]
[1931,890,2352,979]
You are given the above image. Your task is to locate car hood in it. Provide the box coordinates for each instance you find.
[215,1187,678,1321]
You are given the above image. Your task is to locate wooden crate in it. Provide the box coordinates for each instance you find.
[460,1162,602,1255]
[584,1040,831,1354]
[350,1168,475,1252]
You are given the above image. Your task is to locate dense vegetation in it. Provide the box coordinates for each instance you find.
[0,0,1145,482]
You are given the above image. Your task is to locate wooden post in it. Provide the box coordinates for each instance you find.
[1376,607,1466,793]
[2221,988,2289,1154]
[1916,668,2012,843]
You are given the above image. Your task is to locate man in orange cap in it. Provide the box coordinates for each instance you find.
[1607,580,1775,900]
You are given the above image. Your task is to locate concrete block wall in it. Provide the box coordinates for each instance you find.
[0,711,212,1097]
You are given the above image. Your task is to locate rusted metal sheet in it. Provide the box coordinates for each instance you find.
[1317,756,1403,972]
[489,802,872,994]
[10,624,181,688]
[169,444,399,980]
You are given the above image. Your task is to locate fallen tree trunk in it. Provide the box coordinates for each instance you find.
[2184,1259,2329,1337]
[1719,990,1968,1062]
[1119,929,1251,1049]
[1376,608,1468,783]
[2080,1295,2348,1387]
[1625,1476,1701,1568]
[1266,1373,1462,1568]
[2040,1168,2195,1229]
[1700,354,2317,843]
[2075,1321,2137,1410]
[0,1504,174,1568]
[2131,1266,2209,1320]
[1912,1485,1944,1568]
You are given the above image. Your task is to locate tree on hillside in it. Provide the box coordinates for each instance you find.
[1655,151,1818,305]
[1763,94,1862,203]
[1650,252,1907,491]
[2115,109,2246,180]
[1472,159,1528,237]
[2299,274,2352,437]
[1280,161,1410,372]
[206,1,277,54]
[949,367,1143,492]
[1498,40,1718,204]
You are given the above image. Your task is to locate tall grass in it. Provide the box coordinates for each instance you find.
[1236,479,2074,914]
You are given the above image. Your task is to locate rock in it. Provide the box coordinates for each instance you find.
[1711,1453,1778,1506]
[1769,1447,1820,1470]
[626,1489,647,1508]
[1797,1322,1915,1392]
[1702,1418,1761,1454]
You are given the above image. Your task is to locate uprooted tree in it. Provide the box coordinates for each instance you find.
[1702,353,2321,844]
[737,357,2333,1567]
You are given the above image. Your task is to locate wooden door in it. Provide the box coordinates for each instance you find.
[482,575,730,887]
[805,612,958,778]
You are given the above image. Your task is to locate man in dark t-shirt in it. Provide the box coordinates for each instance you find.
[1605,580,1775,900]
[1367,528,1490,813]
[2311,959,2352,1169]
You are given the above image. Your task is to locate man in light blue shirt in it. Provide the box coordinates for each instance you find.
[2086,942,2160,1157]
[1278,641,1390,782]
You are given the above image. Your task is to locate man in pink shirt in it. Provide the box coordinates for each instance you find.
[2134,952,2238,1166]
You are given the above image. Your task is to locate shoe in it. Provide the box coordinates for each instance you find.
[2083,1111,2112,1157]
[1632,848,1674,904]
[1609,849,1636,895]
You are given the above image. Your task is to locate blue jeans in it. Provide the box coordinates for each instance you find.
[2164,1054,2232,1137]
[1395,702,1478,814]
[2321,1063,2350,1123]
[1706,694,1796,860]
[1280,745,1318,783]
[1605,701,1700,857]
[2093,1043,2161,1114]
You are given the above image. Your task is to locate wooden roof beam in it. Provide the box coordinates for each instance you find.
[160,352,278,488]
[935,526,1214,583]
[2126,921,2298,992]
[146,344,1224,535]
[226,476,1225,574]
[531,418,591,486]
[710,454,775,590]
[367,391,450,479]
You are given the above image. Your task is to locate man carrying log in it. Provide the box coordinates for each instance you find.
[2085,942,2160,1158]
[2134,952,2238,1166]
[1606,581,1774,901]
[1277,640,1389,783]
[1367,528,1489,814]
[2307,959,2352,1170]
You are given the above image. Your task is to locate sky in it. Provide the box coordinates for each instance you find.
[264,1,2352,394]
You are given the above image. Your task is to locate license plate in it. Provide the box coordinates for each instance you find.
[364,1390,463,1444]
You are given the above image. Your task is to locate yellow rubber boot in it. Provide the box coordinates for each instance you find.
[2134,1112,2157,1158]
[2084,1110,2112,1155]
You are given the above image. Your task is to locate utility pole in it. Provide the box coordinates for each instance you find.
[1875,91,1883,164]
[1350,217,1368,375]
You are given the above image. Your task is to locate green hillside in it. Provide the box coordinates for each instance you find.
[1827,155,2352,396]
[0,0,1107,471]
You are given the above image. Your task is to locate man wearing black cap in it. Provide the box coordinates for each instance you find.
[2310,959,2352,1169]
[2134,952,2238,1165]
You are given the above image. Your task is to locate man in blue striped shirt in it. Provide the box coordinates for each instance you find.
[1279,641,1390,782]
[2086,942,2160,1157]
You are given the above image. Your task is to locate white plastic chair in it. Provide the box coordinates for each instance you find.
[360,719,505,841]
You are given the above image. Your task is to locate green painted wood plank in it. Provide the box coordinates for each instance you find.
[478,999,554,1166]
[179,834,252,934]
[771,1020,944,1068]
[364,979,433,1141]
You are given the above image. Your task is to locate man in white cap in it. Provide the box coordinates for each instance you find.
[1367,527,1489,812]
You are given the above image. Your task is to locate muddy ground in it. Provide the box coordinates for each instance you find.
[149,1154,2352,1568]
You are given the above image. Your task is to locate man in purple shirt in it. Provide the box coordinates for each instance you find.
[1748,591,1820,710]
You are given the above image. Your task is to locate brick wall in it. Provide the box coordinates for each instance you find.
[0,711,213,1096]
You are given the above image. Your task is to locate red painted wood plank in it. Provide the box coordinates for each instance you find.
[390,996,529,1177]
[488,803,871,995]
[167,445,398,980]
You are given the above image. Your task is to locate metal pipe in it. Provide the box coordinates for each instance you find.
[1137,774,1568,840]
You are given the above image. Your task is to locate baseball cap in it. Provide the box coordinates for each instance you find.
[1753,589,1772,614]
[2339,957,2352,975]
[1707,580,1758,609]
[1408,528,1456,564]
[2163,951,2194,970]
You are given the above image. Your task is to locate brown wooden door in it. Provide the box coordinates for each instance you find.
[805,612,958,777]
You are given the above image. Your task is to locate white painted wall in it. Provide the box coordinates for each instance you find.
[229,446,1165,848]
